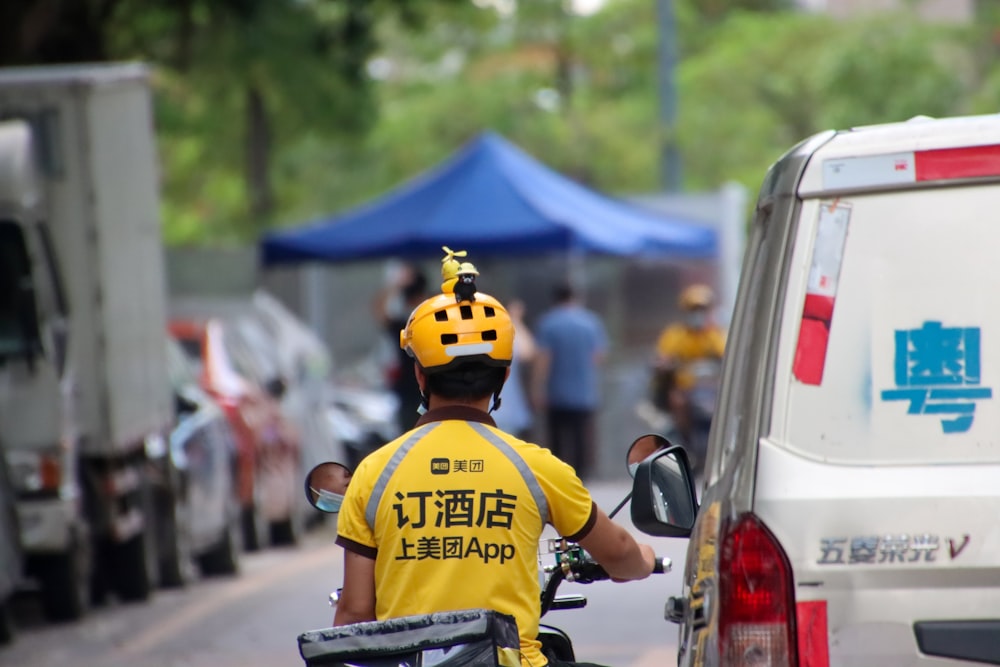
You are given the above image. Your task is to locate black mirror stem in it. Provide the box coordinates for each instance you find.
[608,492,632,520]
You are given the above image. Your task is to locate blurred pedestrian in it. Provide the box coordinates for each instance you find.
[650,283,725,474]
[491,297,537,441]
[531,282,608,480]
[373,262,429,432]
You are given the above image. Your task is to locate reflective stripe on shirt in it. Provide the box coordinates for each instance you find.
[365,423,438,530]
[363,421,551,532]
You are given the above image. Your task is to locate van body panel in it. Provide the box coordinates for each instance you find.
[756,439,1000,667]
[775,185,1000,466]
[798,115,1000,197]
[759,173,1000,662]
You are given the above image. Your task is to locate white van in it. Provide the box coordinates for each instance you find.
[632,114,1000,666]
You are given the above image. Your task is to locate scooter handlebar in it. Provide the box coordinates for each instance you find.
[565,555,671,582]
[653,556,671,574]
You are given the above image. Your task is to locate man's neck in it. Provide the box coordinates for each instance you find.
[426,396,492,413]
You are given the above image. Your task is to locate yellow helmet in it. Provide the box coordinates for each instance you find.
[679,284,714,311]
[400,291,514,374]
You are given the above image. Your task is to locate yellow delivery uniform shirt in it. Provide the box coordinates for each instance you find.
[337,406,597,667]
[654,324,726,390]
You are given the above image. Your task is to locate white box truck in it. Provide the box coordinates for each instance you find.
[0,63,179,620]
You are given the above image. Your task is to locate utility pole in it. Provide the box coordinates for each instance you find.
[656,0,682,192]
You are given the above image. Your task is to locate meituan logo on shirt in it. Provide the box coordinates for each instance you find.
[430,458,485,474]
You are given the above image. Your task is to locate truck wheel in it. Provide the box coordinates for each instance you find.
[114,529,156,602]
[159,499,195,588]
[39,546,90,622]
[241,504,268,552]
[200,500,241,576]
[270,509,303,547]
[0,597,15,644]
[89,541,110,607]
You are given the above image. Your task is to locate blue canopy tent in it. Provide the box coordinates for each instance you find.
[259,132,717,265]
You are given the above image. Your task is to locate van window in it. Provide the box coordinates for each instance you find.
[35,222,67,316]
[779,185,1000,464]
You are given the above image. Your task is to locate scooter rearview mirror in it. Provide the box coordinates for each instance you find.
[305,461,353,513]
[626,434,671,478]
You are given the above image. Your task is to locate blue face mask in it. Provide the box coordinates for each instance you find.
[685,312,707,330]
[311,487,344,513]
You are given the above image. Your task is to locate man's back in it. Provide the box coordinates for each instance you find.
[336,407,595,667]
[536,305,607,409]
[655,324,725,390]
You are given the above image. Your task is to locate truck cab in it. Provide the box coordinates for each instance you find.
[0,119,82,621]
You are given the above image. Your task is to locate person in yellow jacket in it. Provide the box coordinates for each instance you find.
[651,284,726,467]
[334,248,657,667]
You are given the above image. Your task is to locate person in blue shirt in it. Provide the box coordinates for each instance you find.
[531,282,608,480]
[491,297,537,441]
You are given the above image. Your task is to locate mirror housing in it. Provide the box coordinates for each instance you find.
[630,447,698,538]
[304,461,353,514]
[625,433,671,478]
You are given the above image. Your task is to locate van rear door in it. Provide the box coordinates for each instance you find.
[757,146,1000,665]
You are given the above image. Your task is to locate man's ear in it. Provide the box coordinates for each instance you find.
[504,367,511,382]
[415,364,427,391]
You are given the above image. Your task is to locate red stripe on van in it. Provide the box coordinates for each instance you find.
[796,600,830,667]
[801,293,835,322]
[915,145,1000,182]
[793,295,835,386]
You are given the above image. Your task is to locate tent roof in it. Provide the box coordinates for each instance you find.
[259,131,717,265]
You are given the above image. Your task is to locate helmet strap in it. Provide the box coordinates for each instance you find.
[418,389,430,415]
[488,376,508,414]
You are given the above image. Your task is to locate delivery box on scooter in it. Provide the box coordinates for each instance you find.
[297,609,520,667]
[634,113,1000,666]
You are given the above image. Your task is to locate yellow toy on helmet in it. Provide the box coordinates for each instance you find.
[400,247,514,375]
[679,284,714,311]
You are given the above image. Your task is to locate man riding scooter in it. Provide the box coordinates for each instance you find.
[650,284,726,476]
[333,248,658,667]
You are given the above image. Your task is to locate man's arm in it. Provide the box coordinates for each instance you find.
[530,348,551,411]
[577,506,656,582]
[334,551,377,626]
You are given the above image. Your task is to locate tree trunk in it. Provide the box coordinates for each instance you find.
[0,0,109,65]
[245,85,274,226]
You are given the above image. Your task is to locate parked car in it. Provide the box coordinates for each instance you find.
[246,291,346,531]
[329,381,398,470]
[168,317,301,550]
[164,336,241,583]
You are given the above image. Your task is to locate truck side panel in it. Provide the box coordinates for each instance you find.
[84,79,172,449]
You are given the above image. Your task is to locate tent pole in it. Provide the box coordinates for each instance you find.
[567,245,586,299]
[302,262,328,349]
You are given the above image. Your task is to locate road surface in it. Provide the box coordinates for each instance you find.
[1,481,686,667]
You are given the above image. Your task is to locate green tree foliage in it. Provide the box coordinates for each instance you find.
[303,0,978,229]
[0,0,461,244]
[676,10,972,191]
[1,0,992,244]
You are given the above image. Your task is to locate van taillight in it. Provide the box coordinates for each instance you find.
[719,514,798,666]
